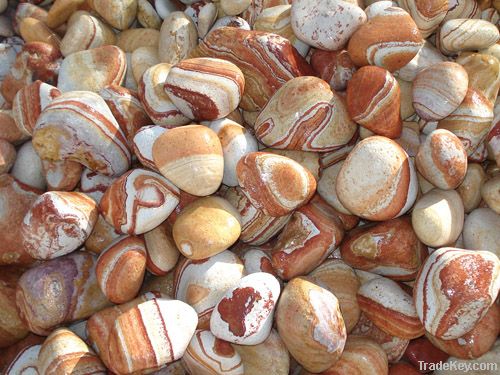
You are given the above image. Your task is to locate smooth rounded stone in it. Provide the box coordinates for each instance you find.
[416,129,467,190]
[236,246,276,276]
[131,46,160,83]
[174,251,245,328]
[269,195,345,280]
[357,277,424,339]
[11,141,46,190]
[437,88,493,156]
[347,66,402,138]
[0,175,40,266]
[437,19,499,56]
[38,328,106,375]
[236,152,317,217]
[173,196,241,259]
[301,336,388,375]
[443,0,480,22]
[398,0,448,38]
[60,11,116,57]
[403,336,450,372]
[482,175,500,214]
[155,0,184,19]
[414,247,500,340]
[100,168,180,235]
[108,298,198,374]
[116,29,160,53]
[21,191,98,260]
[253,5,309,57]
[185,1,218,38]
[220,0,251,15]
[153,125,224,196]
[182,329,244,375]
[310,49,357,91]
[317,161,352,215]
[58,45,127,93]
[3,341,42,375]
[340,216,427,281]
[208,118,258,186]
[42,160,84,192]
[488,116,500,167]
[164,57,245,121]
[138,64,190,127]
[412,62,469,121]
[457,53,500,105]
[11,80,61,139]
[88,0,138,30]
[426,304,500,360]
[240,0,292,26]
[210,15,251,32]
[395,121,420,156]
[144,222,180,275]
[276,277,346,373]
[309,260,361,333]
[264,148,320,181]
[96,235,147,304]
[412,189,464,247]
[137,0,162,29]
[0,44,17,82]
[210,272,280,345]
[15,252,110,335]
[132,125,167,171]
[291,0,366,51]
[396,40,446,82]
[33,91,131,177]
[0,139,15,174]
[192,27,314,112]
[457,163,487,213]
[337,136,418,221]
[80,169,115,204]
[255,76,357,152]
[18,17,61,50]
[99,85,151,144]
[46,0,86,28]
[347,2,424,72]
[13,3,48,33]
[159,11,198,64]
[223,186,291,245]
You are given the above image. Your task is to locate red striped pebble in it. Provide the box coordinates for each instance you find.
[347,66,402,138]
[319,131,359,169]
[301,336,389,375]
[352,313,410,363]
[487,119,500,167]
[184,1,218,38]
[164,58,245,121]
[236,246,277,276]
[270,195,345,280]
[174,251,245,329]
[138,63,190,127]
[145,222,180,276]
[255,76,357,152]
[192,27,314,111]
[21,191,98,260]
[210,16,251,32]
[60,11,116,57]
[426,304,500,359]
[336,136,418,221]
[208,118,258,186]
[309,259,361,333]
[340,216,428,281]
[264,148,321,181]
[291,0,367,51]
[11,80,60,139]
[443,0,480,22]
[100,168,180,235]
[398,0,449,38]
[4,341,42,375]
[347,3,424,72]
[58,45,127,93]
[33,91,131,177]
[223,186,291,245]
[276,277,346,373]
[79,168,115,203]
[15,252,110,335]
[96,235,147,304]
[86,291,165,369]
[236,152,316,217]
[38,328,106,375]
[108,298,198,374]
[416,129,467,190]
[100,85,151,144]
[41,159,83,191]
[412,62,469,121]
[241,0,292,26]
[357,276,425,339]
[396,40,447,82]
[310,49,357,92]
[437,89,494,156]
[413,247,500,340]
[152,125,224,196]
[211,272,280,345]
[182,330,244,375]
[437,19,499,56]
[133,125,167,171]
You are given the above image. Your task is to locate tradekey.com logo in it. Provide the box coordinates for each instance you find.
[419,360,498,373]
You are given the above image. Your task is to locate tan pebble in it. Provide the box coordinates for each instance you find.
[481,175,500,213]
